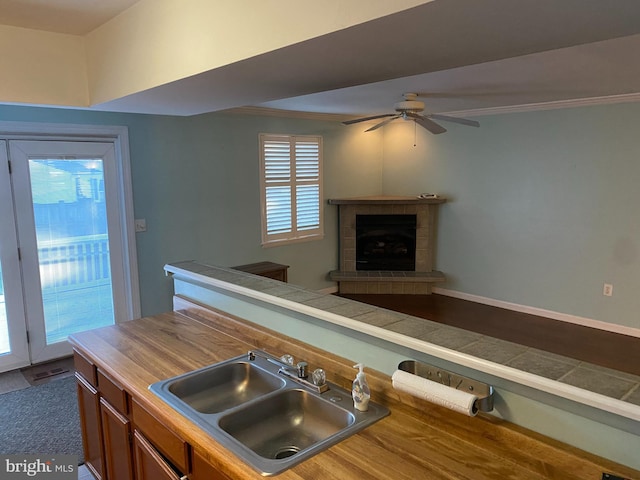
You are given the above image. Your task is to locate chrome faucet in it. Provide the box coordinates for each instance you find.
[286,360,308,379]
[247,350,328,393]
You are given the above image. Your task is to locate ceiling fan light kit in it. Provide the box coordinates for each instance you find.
[393,92,424,112]
[342,93,480,134]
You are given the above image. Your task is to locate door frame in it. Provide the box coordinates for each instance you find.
[0,141,30,371]
[0,122,140,368]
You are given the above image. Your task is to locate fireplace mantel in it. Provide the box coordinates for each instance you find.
[328,195,446,206]
[329,195,446,294]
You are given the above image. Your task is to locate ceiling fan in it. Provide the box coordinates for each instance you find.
[341,93,479,134]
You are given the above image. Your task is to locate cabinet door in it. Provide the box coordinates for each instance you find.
[100,398,134,480]
[131,399,189,473]
[192,450,232,480]
[133,430,183,480]
[76,374,104,480]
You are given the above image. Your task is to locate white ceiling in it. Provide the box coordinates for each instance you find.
[3,0,640,118]
[0,0,140,35]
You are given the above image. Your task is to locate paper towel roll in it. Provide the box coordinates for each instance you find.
[392,370,478,416]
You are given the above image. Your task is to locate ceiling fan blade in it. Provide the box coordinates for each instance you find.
[406,113,447,134]
[342,113,397,125]
[429,113,480,128]
[365,114,401,132]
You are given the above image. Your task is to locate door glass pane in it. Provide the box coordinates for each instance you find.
[0,264,8,354]
[29,158,115,345]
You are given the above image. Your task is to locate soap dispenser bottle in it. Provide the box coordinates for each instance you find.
[352,363,370,412]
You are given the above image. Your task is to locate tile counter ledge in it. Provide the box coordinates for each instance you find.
[165,261,640,471]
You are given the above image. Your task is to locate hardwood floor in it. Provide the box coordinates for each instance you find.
[340,293,640,376]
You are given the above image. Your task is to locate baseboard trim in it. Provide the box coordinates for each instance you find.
[433,287,640,339]
[317,285,339,295]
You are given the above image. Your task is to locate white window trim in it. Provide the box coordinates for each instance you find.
[259,133,324,248]
[0,121,141,320]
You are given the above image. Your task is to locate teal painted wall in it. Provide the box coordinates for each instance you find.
[0,105,382,317]
[380,102,640,331]
[181,113,382,294]
[3,100,639,332]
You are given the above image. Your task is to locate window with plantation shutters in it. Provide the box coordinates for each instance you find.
[259,134,323,246]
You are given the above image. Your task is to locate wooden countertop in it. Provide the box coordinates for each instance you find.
[70,299,640,480]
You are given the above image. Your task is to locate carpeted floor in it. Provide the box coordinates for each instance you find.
[0,370,30,395]
[0,375,83,463]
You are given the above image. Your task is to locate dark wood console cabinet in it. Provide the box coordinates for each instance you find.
[231,261,289,282]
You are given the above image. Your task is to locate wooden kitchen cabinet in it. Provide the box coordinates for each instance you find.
[100,398,134,480]
[75,348,136,480]
[75,348,187,480]
[75,346,236,480]
[191,450,232,480]
[75,373,104,480]
[133,430,184,480]
[98,369,134,480]
[232,261,289,282]
[131,398,189,474]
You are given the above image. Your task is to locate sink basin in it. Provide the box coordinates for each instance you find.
[219,389,355,460]
[165,361,285,413]
[149,351,389,476]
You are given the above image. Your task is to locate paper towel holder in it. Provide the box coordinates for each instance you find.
[398,360,494,413]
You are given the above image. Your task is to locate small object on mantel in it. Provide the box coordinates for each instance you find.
[231,261,289,282]
[417,193,440,199]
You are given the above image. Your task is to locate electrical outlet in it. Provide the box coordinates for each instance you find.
[603,283,613,297]
[134,218,147,232]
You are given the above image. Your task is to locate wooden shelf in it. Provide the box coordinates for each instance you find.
[328,195,446,205]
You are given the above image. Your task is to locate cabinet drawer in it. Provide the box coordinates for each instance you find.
[192,450,232,480]
[74,349,97,388]
[132,399,189,473]
[98,370,128,415]
[134,430,184,480]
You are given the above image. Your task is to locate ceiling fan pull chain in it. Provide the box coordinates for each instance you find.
[414,119,417,147]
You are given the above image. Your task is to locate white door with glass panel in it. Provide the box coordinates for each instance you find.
[0,139,132,370]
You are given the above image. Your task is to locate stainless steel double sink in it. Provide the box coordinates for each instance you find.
[149,350,389,476]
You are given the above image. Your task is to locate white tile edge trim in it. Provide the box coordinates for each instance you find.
[165,263,640,422]
[433,287,640,339]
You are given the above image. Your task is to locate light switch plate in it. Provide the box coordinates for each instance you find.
[134,218,147,232]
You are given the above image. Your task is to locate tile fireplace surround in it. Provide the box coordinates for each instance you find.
[329,195,446,294]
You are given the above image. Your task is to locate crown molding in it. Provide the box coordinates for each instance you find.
[442,92,640,117]
[225,92,640,121]
[223,106,349,122]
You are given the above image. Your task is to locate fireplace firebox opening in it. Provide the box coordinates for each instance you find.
[356,214,417,271]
